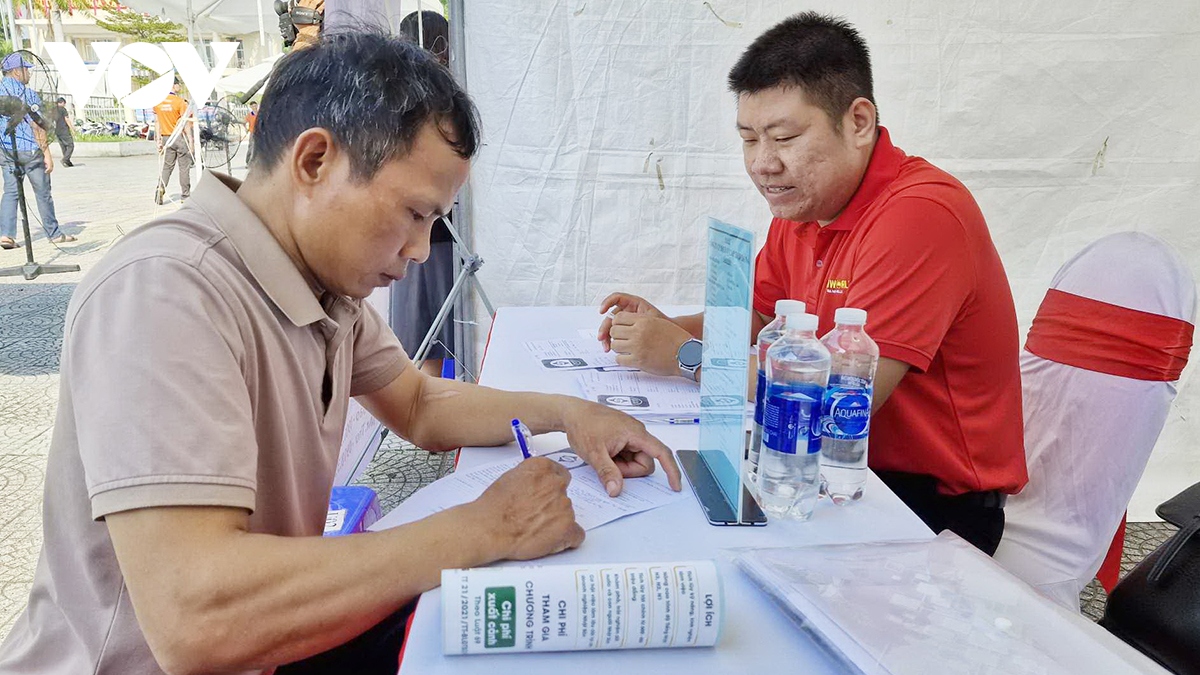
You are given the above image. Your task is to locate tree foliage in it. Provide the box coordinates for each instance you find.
[95,8,184,43]
[33,0,121,16]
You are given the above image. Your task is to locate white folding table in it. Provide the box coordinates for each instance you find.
[397,306,935,674]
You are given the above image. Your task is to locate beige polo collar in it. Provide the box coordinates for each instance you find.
[188,171,327,327]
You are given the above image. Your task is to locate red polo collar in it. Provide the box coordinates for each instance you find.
[824,126,904,231]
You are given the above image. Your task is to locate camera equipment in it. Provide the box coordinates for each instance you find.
[235,0,326,104]
[0,96,42,130]
[276,0,324,49]
[237,75,270,105]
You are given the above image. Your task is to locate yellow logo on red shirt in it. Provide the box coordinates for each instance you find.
[826,279,850,294]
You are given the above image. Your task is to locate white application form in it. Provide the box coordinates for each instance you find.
[369,449,684,532]
[523,338,637,372]
[576,370,702,416]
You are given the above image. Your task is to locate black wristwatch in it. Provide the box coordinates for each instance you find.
[676,339,702,381]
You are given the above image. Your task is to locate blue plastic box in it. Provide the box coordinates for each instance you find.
[324,486,381,536]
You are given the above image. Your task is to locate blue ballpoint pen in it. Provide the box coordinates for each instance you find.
[511,418,533,459]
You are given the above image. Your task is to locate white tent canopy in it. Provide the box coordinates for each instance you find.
[214,54,281,96]
[460,1,1200,519]
[123,0,277,37]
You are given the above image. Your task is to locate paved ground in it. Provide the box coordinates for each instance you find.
[0,150,1181,643]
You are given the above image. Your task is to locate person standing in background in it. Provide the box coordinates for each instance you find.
[0,52,73,248]
[245,100,258,166]
[391,9,458,377]
[154,81,192,205]
[53,97,74,168]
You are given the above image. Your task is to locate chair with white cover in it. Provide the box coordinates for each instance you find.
[994,232,1196,610]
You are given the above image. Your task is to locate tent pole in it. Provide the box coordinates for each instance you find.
[416,0,423,46]
[9,0,17,50]
[447,0,480,380]
[24,0,37,52]
[4,0,16,49]
[257,0,267,61]
[186,0,196,45]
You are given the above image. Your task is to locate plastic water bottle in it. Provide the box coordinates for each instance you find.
[819,308,879,505]
[748,299,806,487]
[758,312,830,520]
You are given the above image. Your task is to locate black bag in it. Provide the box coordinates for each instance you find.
[1099,481,1200,674]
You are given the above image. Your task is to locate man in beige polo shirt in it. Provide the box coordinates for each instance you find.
[0,32,681,675]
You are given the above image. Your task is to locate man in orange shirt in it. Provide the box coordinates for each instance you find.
[244,100,258,165]
[599,13,1027,555]
[154,81,192,204]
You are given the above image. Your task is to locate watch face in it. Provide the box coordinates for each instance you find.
[679,340,703,368]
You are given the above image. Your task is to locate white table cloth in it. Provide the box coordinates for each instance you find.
[397,306,933,674]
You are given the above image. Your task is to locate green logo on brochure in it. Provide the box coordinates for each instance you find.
[484,586,516,648]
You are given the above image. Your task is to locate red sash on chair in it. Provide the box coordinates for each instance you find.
[1025,289,1194,592]
[1026,289,1193,382]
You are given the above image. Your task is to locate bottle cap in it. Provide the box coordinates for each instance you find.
[785,312,818,332]
[834,307,867,326]
[775,299,806,316]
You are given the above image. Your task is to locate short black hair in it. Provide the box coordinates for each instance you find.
[251,30,480,180]
[728,12,875,125]
[55,96,65,104]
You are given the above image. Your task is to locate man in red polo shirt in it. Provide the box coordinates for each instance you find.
[598,12,1027,555]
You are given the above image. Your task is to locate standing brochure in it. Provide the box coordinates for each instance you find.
[442,560,723,655]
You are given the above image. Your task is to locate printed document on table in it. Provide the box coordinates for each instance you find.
[576,370,745,419]
[442,560,723,654]
[523,338,637,372]
[369,449,684,532]
[576,370,702,416]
